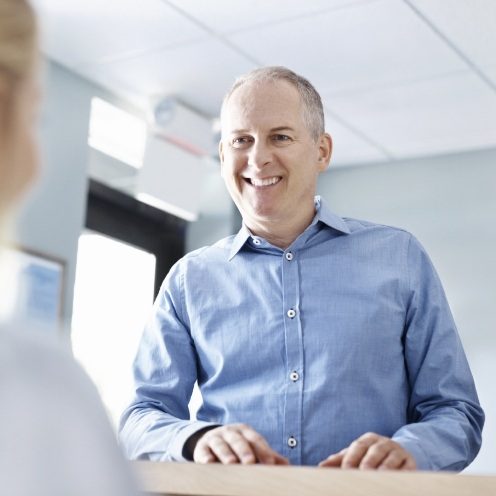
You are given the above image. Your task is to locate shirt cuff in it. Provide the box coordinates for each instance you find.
[166,421,220,462]
[392,435,432,471]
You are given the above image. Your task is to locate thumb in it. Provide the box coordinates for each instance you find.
[318,449,346,468]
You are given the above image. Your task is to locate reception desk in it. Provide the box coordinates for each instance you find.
[133,461,496,496]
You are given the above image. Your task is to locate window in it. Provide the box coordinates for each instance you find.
[88,97,147,169]
[72,231,156,427]
[71,179,187,428]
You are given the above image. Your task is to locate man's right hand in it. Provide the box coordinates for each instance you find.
[192,423,289,465]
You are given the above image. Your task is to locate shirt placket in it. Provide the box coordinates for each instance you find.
[281,248,303,465]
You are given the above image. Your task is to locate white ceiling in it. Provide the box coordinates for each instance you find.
[32,0,496,167]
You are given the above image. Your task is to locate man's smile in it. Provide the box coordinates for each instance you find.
[243,176,282,188]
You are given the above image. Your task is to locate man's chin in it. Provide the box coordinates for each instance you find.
[244,207,281,225]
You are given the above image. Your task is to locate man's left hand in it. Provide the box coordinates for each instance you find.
[318,432,416,470]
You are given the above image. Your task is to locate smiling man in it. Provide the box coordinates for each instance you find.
[120,67,484,471]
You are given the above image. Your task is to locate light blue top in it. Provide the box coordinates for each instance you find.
[120,197,483,470]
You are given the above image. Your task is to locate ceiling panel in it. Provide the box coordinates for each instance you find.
[326,71,496,158]
[485,66,496,86]
[31,0,207,68]
[84,39,257,117]
[227,0,467,95]
[166,0,374,35]
[324,115,389,167]
[409,0,496,69]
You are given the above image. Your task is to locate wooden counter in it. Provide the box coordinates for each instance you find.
[132,461,496,496]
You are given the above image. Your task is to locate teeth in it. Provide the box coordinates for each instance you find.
[250,176,281,187]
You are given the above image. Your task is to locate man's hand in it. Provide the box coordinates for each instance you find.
[193,423,289,465]
[318,432,416,470]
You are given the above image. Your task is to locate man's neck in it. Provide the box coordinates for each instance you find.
[245,206,317,250]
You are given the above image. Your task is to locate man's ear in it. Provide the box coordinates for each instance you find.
[219,139,225,163]
[317,133,332,172]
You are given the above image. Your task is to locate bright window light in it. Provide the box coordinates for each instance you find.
[88,97,147,169]
[71,231,156,428]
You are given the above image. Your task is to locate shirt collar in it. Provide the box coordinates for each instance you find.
[314,195,351,235]
[228,223,252,260]
[228,196,350,260]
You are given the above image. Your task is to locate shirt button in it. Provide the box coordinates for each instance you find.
[287,436,297,448]
[287,309,296,319]
[285,252,294,261]
[252,237,261,245]
[290,371,299,382]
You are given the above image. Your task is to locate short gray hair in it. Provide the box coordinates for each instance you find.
[221,66,325,141]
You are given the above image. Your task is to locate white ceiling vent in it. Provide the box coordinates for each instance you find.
[148,97,214,157]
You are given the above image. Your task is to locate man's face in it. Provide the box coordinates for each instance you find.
[219,80,331,230]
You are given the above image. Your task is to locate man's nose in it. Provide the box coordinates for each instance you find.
[247,140,272,169]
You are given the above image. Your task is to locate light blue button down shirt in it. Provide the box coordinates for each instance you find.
[120,197,483,470]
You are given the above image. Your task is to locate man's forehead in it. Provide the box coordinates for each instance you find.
[228,79,299,104]
[222,80,303,130]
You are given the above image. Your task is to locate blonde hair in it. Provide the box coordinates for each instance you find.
[0,0,36,249]
[0,0,36,86]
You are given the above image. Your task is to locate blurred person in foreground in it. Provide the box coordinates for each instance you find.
[120,65,484,471]
[0,1,138,494]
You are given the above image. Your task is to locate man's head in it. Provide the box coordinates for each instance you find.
[221,66,325,142]
[219,66,332,239]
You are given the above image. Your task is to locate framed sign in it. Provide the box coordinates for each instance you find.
[3,245,65,330]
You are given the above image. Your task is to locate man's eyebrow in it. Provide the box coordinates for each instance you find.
[228,126,296,134]
[271,126,295,133]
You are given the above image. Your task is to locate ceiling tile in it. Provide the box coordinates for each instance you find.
[326,71,496,158]
[83,39,257,117]
[166,0,374,35]
[32,0,207,67]
[409,0,496,69]
[227,0,467,95]
[484,66,496,86]
[324,115,389,167]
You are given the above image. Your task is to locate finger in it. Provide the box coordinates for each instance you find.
[207,436,239,464]
[241,426,287,465]
[359,440,391,469]
[273,453,290,465]
[342,433,380,469]
[253,445,289,466]
[251,441,289,465]
[376,448,409,470]
[398,455,417,471]
[193,444,218,464]
[222,430,257,464]
[318,449,346,468]
[403,456,416,471]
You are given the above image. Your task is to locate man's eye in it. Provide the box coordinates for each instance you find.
[231,137,252,147]
[273,134,291,142]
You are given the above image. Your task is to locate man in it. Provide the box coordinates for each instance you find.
[120,67,484,470]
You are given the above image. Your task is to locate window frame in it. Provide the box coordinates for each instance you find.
[85,179,186,298]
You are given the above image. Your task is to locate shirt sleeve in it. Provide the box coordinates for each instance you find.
[118,261,219,461]
[392,235,484,471]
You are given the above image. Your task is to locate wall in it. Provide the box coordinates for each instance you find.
[318,147,496,474]
[186,166,234,252]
